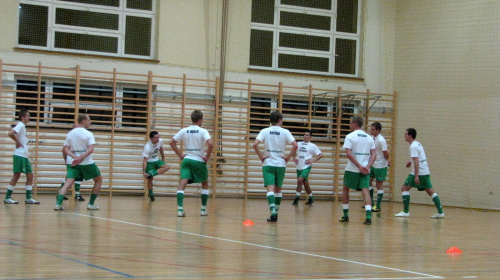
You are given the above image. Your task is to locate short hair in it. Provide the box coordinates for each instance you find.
[149,131,159,139]
[304,129,312,136]
[77,114,88,124]
[406,128,417,139]
[371,122,382,131]
[18,109,29,120]
[191,110,203,123]
[270,111,283,125]
[351,116,363,128]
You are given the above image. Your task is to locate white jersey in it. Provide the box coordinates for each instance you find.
[295,141,322,170]
[409,140,430,175]
[173,125,211,162]
[256,126,295,167]
[142,138,164,162]
[343,129,375,173]
[372,134,388,168]
[64,127,96,165]
[12,122,29,158]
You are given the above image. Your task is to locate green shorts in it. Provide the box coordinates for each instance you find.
[67,163,101,181]
[370,166,388,182]
[262,166,286,188]
[343,170,370,191]
[180,158,208,184]
[66,165,83,181]
[146,160,166,174]
[13,155,32,174]
[404,174,433,191]
[296,166,312,181]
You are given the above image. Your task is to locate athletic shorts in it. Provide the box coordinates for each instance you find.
[180,158,208,184]
[66,165,83,181]
[67,163,101,181]
[146,160,166,174]
[13,155,32,174]
[404,174,433,191]
[262,166,286,188]
[343,170,370,191]
[296,166,312,181]
[370,166,388,182]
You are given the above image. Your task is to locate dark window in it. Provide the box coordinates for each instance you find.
[60,0,120,7]
[250,29,274,67]
[79,85,113,125]
[125,16,152,56]
[56,8,119,30]
[251,0,275,24]
[250,97,272,133]
[335,38,357,75]
[126,0,153,11]
[15,80,46,121]
[278,54,329,72]
[280,11,331,31]
[122,88,148,128]
[336,0,358,33]
[18,4,48,47]
[279,33,330,52]
[51,83,77,124]
[281,0,332,10]
[55,32,118,53]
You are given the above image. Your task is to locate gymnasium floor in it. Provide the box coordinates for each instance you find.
[0,194,498,279]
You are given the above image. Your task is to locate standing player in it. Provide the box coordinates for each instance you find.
[142,131,170,201]
[340,116,376,225]
[292,129,323,205]
[253,111,297,222]
[55,114,102,211]
[59,123,85,201]
[170,110,213,217]
[368,122,389,212]
[395,128,444,218]
[5,109,39,204]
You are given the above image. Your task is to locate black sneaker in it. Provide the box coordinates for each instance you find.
[75,195,85,201]
[146,173,153,179]
[364,218,372,225]
[339,216,349,222]
[149,195,155,201]
[292,197,299,205]
[305,198,314,205]
[267,214,278,222]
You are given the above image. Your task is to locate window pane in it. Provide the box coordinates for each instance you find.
[250,97,272,133]
[279,32,329,51]
[250,29,273,67]
[125,16,152,56]
[60,0,120,7]
[127,0,153,11]
[52,83,76,124]
[122,88,147,128]
[281,0,332,10]
[336,0,358,33]
[55,32,118,53]
[335,38,356,74]
[251,0,274,24]
[280,11,330,31]
[278,54,329,72]
[16,80,46,121]
[18,4,48,47]
[56,8,119,30]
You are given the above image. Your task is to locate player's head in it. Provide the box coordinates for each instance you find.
[78,114,91,128]
[149,131,160,143]
[149,131,159,139]
[350,116,363,130]
[191,110,203,124]
[370,122,382,136]
[18,108,30,122]
[270,111,283,125]
[304,129,312,141]
[405,128,417,141]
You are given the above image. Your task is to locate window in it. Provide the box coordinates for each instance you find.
[18,0,156,59]
[16,80,46,121]
[250,0,361,77]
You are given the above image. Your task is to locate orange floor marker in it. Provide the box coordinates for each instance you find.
[243,220,255,226]
[446,247,463,254]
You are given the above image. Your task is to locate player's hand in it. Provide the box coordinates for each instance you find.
[406,161,411,168]
[293,158,299,165]
[143,172,149,179]
[71,157,82,166]
[414,176,420,185]
[360,166,370,175]
[260,156,269,163]
[16,143,24,149]
[388,161,392,167]
[202,156,210,163]
[305,159,312,165]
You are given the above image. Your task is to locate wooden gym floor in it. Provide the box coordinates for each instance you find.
[0,194,498,279]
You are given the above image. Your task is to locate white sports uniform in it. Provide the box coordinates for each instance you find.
[13,122,29,158]
[173,125,211,162]
[142,138,165,162]
[409,140,430,175]
[295,141,322,170]
[372,134,388,168]
[64,127,96,165]
[343,129,375,173]
[256,126,295,167]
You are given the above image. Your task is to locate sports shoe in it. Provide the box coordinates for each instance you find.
[54,204,65,211]
[430,213,445,219]
[267,214,277,222]
[371,206,380,212]
[146,173,153,179]
[395,211,410,217]
[87,204,100,210]
[305,197,314,205]
[4,198,19,204]
[339,216,349,222]
[364,218,372,225]
[178,211,186,217]
[149,195,155,202]
[200,210,208,216]
[292,197,299,205]
[25,198,40,204]
[75,195,85,201]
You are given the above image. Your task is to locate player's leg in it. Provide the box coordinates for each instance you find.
[423,177,444,218]
[200,181,209,216]
[24,170,39,204]
[293,171,303,205]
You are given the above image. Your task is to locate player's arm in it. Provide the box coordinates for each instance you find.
[159,146,165,162]
[203,139,213,163]
[367,148,376,170]
[8,129,22,148]
[169,138,183,160]
[252,139,267,163]
[72,144,94,166]
[346,148,368,174]
[142,156,149,178]
[307,153,324,165]
[62,146,67,162]
[284,140,298,163]
[412,156,420,184]
[383,150,391,166]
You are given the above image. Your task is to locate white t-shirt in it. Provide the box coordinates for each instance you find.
[64,127,96,165]
[256,126,295,167]
[372,134,388,168]
[409,140,430,175]
[12,122,29,158]
[173,125,211,162]
[142,138,164,162]
[295,141,322,170]
[343,129,375,173]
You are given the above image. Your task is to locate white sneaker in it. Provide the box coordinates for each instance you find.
[395,211,410,217]
[177,211,186,217]
[87,204,100,210]
[430,213,445,219]
[4,198,19,204]
[200,210,208,216]
[25,198,40,204]
[54,204,65,211]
